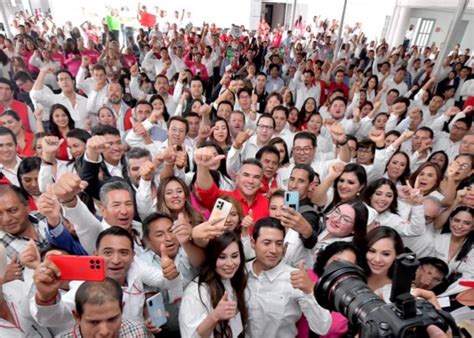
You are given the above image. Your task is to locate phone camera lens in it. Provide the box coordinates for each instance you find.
[95,260,100,265]
[89,259,94,264]
[90,265,95,269]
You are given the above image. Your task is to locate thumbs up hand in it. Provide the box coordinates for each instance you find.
[290,260,314,294]
[4,255,23,282]
[160,244,178,280]
[241,209,254,237]
[210,291,237,321]
[171,213,192,244]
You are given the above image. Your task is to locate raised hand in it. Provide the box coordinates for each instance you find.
[194,147,226,168]
[36,185,61,226]
[20,239,41,270]
[33,251,63,304]
[191,218,226,242]
[171,213,192,244]
[210,291,237,321]
[41,136,63,163]
[52,172,88,205]
[368,128,385,147]
[290,261,313,294]
[233,129,253,149]
[86,135,110,161]
[325,119,346,144]
[160,244,178,280]
[81,55,91,68]
[139,160,156,182]
[328,161,345,180]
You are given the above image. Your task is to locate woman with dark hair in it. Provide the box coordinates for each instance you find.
[268,137,290,166]
[149,94,170,127]
[297,97,318,127]
[312,163,367,212]
[180,232,247,338]
[433,206,473,293]
[156,176,205,226]
[0,110,35,157]
[288,107,300,132]
[314,199,369,255]
[428,150,449,177]
[384,151,411,185]
[364,178,425,238]
[363,75,379,102]
[63,38,82,77]
[38,128,91,192]
[408,162,445,201]
[363,226,405,298]
[210,117,232,153]
[17,156,42,209]
[38,103,75,161]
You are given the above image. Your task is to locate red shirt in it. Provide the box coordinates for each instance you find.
[17,132,35,158]
[328,82,350,99]
[195,181,269,233]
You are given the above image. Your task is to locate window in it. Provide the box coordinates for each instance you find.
[413,18,435,47]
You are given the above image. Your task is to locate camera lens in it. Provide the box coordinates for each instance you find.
[315,261,386,325]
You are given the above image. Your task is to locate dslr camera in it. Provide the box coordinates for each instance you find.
[315,253,460,337]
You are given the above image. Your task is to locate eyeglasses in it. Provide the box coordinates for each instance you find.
[452,124,468,132]
[357,148,372,154]
[330,207,354,226]
[257,124,274,131]
[456,161,471,170]
[293,146,314,154]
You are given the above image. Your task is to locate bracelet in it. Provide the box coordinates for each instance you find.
[41,159,54,166]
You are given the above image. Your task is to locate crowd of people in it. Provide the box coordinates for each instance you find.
[0,5,473,338]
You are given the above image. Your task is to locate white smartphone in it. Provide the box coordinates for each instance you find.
[209,198,233,228]
[147,293,167,328]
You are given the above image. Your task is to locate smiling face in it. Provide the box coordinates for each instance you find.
[0,189,31,236]
[337,172,363,201]
[251,227,285,271]
[97,234,134,285]
[99,190,134,229]
[212,120,228,144]
[224,206,240,231]
[216,241,241,279]
[52,108,70,129]
[449,210,473,239]
[370,184,394,213]
[366,238,397,277]
[67,137,86,159]
[326,204,355,238]
[164,180,186,212]
[236,163,262,198]
[20,169,40,197]
[0,115,22,135]
[259,151,279,179]
[145,217,179,258]
[387,153,407,181]
[269,195,284,221]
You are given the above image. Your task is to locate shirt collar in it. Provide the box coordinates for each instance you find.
[249,258,286,282]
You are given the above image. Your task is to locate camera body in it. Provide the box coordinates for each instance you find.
[315,254,459,338]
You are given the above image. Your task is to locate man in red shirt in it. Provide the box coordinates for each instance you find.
[194,147,269,226]
[327,69,350,99]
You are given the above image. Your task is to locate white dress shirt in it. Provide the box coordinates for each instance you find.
[226,135,262,179]
[293,70,322,109]
[30,86,90,128]
[245,260,331,338]
[179,279,243,338]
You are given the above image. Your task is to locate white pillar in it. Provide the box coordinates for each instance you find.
[390,6,411,47]
[386,5,400,45]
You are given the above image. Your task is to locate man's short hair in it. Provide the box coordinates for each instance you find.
[237,87,252,98]
[91,124,121,137]
[75,278,123,317]
[55,69,74,82]
[96,227,134,251]
[416,126,434,139]
[253,217,285,240]
[291,163,315,182]
[271,105,289,118]
[256,145,280,162]
[0,77,14,90]
[12,71,33,83]
[126,147,151,165]
[240,158,263,173]
[99,180,133,207]
[0,184,28,205]
[293,131,316,147]
[135,99,153,110]
[141,212,174,240]
[0,126,17,145]
[168,115,189,134]
[257,113,275,128]
[92,64,106,74]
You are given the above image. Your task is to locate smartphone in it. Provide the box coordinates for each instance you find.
[209,198,233,228]
[49,256,105,281]
[147,293,167,327]
[284,191,299,211]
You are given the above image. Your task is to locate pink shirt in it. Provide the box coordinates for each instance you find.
[297,270,349,338]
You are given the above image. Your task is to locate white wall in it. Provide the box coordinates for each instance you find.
[410,8,474,50]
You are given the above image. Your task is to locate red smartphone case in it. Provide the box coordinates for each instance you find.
[49,255,106,281]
